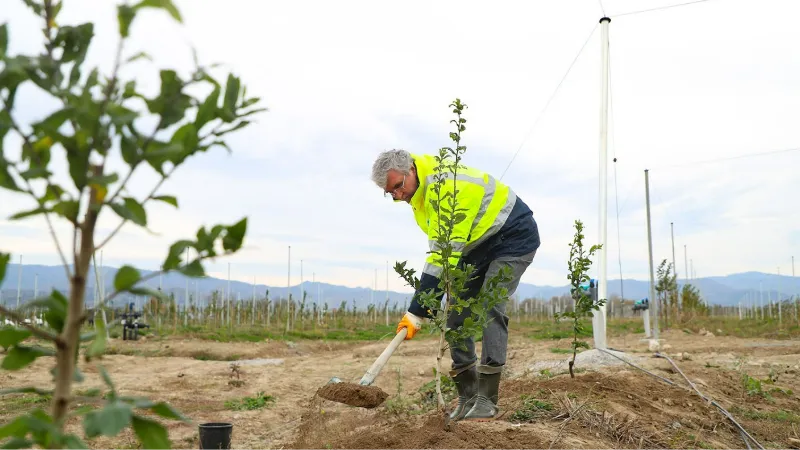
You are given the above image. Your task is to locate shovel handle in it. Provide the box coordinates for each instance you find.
[358,328,408,386]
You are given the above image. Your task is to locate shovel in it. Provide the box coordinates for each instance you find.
[317,328,407,408]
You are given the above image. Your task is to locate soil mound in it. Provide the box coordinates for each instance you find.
[340,414,550,449]
[316,382,389,408]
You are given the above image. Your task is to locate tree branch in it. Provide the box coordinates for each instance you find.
[0,305,63,345]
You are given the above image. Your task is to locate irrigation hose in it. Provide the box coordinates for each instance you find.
[596,348,764,450]
[654,353,764,450]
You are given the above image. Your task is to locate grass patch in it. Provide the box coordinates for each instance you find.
[550,347,577,354]
[510,394,554,422]
[224,392,275,411]
[0,393,52,415]
[731,407,800,423]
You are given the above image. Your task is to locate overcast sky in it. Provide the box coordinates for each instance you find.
[1,0,798,294]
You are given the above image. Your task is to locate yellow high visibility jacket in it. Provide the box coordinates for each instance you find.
[408,153,518,280]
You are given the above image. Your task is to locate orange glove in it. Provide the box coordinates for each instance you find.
[396,312,422,340]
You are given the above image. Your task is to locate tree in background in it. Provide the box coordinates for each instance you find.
[556,219,604,379]
[680,283,707,320]
[655,259,678,327]
[0,0,264,447]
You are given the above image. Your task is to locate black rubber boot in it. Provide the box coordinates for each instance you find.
[448,366,478,421]
[463,372,501,421]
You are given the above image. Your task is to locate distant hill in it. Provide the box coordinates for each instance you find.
[1,263,797,309]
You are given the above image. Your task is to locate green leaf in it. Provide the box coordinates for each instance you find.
[98,366,116,393]
[152,195,177,208]
[162,239,194,271]
[222,74,240,120]
[168,122,199,165]
[135,0,183,22]
[53,23,94,63]
[126,51,152,63]
[0,327,32,349]
[87,173,119,187]
[8,206,48,221]
[114,265,141,291]
[148,401,188,422]
[195,83,220,129]
[110,197,147,226]
[0,160,22,192]
[83,401,133,438]
[179,259,205,277]
[131,415,170,449]
[1,345,55,370]
[0,23,8,60]
[0,252,9,282]
[51,200,80,223]
[222,217,247,252]
[128,287,169,302]
[0,437,32,449]
[146,70,191,129]
[61,434,89,449]
[0,416,28,440]
[117,4,136,38]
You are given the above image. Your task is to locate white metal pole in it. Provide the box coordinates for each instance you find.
[286,245,291,333]
[185,249,189,326]
[594,15,611,350]
[778,267,782,325]
[385,261,389,326]
[16,255,22,309]
[671,222,678,312]
[645,169,659,341]
[227,262,231,326]
[298,259,303,324]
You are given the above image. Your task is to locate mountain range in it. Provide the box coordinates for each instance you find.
[1,263,797,309]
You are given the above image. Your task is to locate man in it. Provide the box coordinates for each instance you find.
[371,149,540,421]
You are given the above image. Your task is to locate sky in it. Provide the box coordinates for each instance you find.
[1,0,799,295]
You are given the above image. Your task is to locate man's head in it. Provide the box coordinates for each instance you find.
[371,149,419,202]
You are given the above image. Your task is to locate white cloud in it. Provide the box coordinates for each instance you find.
[2,0,799,297]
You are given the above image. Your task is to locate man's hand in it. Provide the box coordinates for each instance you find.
[397,311,422,340]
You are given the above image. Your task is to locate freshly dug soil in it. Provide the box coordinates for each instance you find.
[316,382,389,408]
[290,407,558,449]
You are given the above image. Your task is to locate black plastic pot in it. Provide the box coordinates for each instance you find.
[198,422,232,449]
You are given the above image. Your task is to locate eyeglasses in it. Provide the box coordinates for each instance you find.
[384,174,406,199]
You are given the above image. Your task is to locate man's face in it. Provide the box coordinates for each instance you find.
[384,166,417,203]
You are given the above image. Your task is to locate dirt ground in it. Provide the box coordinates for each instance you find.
[2,328,799,449]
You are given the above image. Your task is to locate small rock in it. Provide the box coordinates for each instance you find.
[286,341,297,349]
[418,369,425,376]
[671,421,682,429]
[509,352,516,360]
[663,398,674,406]
[681,352,692,361]
[705,332,715,337]
[648,340,661,352]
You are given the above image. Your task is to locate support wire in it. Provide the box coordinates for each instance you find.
[499,22,599,180]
